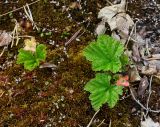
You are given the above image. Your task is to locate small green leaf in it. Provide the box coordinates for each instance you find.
[17,49,35,64]
[83,35,124,73]
[24,59,39,71]
[36,44,46,61]
[84,73,123,111]
[17,44,47,71]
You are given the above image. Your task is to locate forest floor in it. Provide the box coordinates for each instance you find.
[0,0,160,127]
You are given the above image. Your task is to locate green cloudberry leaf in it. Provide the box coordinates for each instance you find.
[106,84,123,108]
[17,44,47,71]
[17,49,35,64]
[24,59,39,71]
[84,73,123,111]
[36,44,47,61]
[17,49,38,71]
[83,35,124,73]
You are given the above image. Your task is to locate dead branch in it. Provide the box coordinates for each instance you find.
[145,76,153,117]
[65,28,82,46]
[23,3,39,30]
[97,119,105,127]
[0,0,40,17]
[130,85,160,114]
[87,110,100,127]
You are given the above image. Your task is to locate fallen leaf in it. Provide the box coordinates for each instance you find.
[132,43,141,62]
[148,60,160,70]
[98,0,126,22]
[141,117,160,127]
[23,37,36,52]
[39,62,57,69]
[129,65,141,82]
[112,31,121,40]
[133,26,146,46]
[97,0,134,43]
[138,76,149,96]
[151,54,160,59]
[95,21,106,35]
[141,64,157,75]
[98,0,133,31]
[134,33,146,46]
[0,30,12,47]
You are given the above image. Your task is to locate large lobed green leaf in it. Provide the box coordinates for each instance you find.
[84,73,123,111]
[83,35,124,73]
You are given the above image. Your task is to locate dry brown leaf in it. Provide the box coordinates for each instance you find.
[112,31,120,40]
[0,30,12,47]
[152,54,160,57]
[142,58,160,74]
[138,76,149,96]
[95,21,106,35]
[39,62,57,69]
[129,65,141,82]
[132,43,141,62]
[151,54,160,59]
[148,60,160,70]
[141,64,157,75]
[98,0,134,31]
[98,0,126,20]
[23,37,36,52]
[141,117,160,127]
[134,33,146,45]
[97,0,134,44]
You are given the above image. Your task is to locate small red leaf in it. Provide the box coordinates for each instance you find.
[116,75,129,87]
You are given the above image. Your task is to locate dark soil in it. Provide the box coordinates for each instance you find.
[0,0,160,126]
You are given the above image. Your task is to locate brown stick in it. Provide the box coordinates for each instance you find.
[65,28,82,46]
[0,0,40,17]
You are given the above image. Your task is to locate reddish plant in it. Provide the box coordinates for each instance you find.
[116,75,129,87]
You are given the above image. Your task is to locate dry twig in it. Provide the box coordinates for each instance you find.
[0,47,7,57]
[130,78,160,114]
[23,3,39,30]
[109,119,112,127]
[0,91,5,97]
[65,28,82,46]
[97,119,105,127]
[106,0,113,5]
[11,19,20,48]
[87,110,100,127]
[0,0,40,17]
[145,76,153,116]
[130,87,148,110]
[125,21,138,48]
